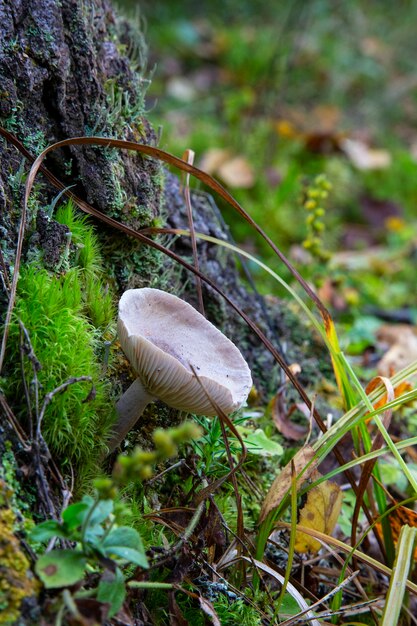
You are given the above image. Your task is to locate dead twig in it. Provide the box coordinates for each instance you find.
[182,148,205,316]
[36,376,94,441]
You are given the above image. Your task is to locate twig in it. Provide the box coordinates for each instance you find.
[18,320,42,439]
[0,391,30,450]
[36,376,93,441]
[182,149,204,316]
[0,246,11,292]
[147,459,185,485]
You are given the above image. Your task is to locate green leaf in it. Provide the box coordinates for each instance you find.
[30,520,68,542]
[97,567,126,618]
[102,527,148,568]
[103,545,148,568]
[238,427,283,457]
[35,549,87,588]
[62,502,89,530]
[82,496,113,526]
[103,526,144,550]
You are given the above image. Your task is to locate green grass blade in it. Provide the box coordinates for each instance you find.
[381,525,417,626]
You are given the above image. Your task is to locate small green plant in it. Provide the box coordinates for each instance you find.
[32,492,146,617]
[30,422,202,619]
[301,173,332,263]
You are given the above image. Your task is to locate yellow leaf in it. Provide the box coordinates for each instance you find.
[259,446,318,524]
[295,475,343,553]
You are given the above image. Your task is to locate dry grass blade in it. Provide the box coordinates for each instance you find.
[238,556,321,626]
[23,135,333,324]
[276,521,417,596]
[182,148,204,316]
[190,365,247,513]
[278,571,359,626]
[0,391,30,450]
[351,376,394,551]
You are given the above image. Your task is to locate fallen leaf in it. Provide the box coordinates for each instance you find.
[275,107,345,154]
[259,445,318,523]
[197,596,221,626]
[375,505,417,560]
[295,473,343,553]
[198,149,254,188]
[377,326,417,376]
[271,396,308,441]
[341,138,391,170]
[360,37,391,62]
[377,324,416,346]
[199,148,232,174]
[217,156,254,188]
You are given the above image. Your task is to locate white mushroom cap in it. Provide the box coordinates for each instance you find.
[118,288,252,416]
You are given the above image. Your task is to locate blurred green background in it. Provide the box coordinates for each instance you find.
[117,0,417,325]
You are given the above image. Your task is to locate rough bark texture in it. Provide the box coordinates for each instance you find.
[0,0,162,274]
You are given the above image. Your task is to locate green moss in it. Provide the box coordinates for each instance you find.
[2,203,117,474]
[175,587,263,626]
[0,448,36,525]
[2,98,47,154]
[55,202,114,328]
[3,265,114,468]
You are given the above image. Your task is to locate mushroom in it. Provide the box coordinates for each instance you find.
[108,288,252,452]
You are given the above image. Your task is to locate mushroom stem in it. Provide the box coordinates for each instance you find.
[108,378,156,452]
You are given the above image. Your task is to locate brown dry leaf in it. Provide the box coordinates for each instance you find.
[199,148,232,174]
[360,37,392,62]
[295,472,343,553]
[375,505,417,560]
[259,445,318,523]
[199,149,254,188]
[275,106,345,154]
[197,597,221,626]
[341,138,391,170]
[377,324,416,346]
[217,156,254,188]
[271,396,308,441]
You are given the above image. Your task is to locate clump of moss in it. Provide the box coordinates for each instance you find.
[4,265,114,468]
[55,202,114,329]
[2,202,116,472]
[0,483,38,625]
